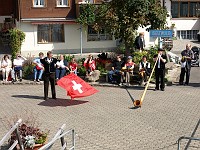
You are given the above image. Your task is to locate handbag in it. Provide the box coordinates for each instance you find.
[36,64,43,70]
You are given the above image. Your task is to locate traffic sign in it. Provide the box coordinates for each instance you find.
[150,30,173,38]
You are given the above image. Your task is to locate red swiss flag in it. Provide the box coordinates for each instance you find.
[57,73,99,99]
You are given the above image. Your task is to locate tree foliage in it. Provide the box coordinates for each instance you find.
[76,0,168,55]
[9,28,25,60]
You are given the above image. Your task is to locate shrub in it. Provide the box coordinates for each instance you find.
[63,55,74,62]
[23,64,34,79]
[9,28,25,60]
[77,66,86,76]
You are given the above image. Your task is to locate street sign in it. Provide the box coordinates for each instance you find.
[150,30,173,38]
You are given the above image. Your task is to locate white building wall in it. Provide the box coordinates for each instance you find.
[19,22,117,56]
[165,0,200,31]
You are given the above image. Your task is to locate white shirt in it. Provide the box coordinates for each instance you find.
[139,61,150,70]
[33,58,43,68]
[1,59,12,68]
[13,58,24,66]
[181,61,186,68]
[56,60,66,68]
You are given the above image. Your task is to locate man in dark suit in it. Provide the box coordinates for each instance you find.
[135,32,145,51]
[40,51,57,100]
[153,48,167,91]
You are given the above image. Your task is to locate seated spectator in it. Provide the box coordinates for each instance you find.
[1,55,12,82]
[56,55,69,80]
[33,52,44,82]
[139,56,151,85]
[108,55,124,84]
[69,58,78,75]
[84,54,96,76]
[120,56,134,86]
[11,54,24,82]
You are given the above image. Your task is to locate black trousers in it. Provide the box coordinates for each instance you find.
[155,69,165,90]
[44,73,56,99]
[179,68,191,85]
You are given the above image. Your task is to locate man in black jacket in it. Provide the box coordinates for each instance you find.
[153,48,167,91]
[179,44,194,85]
[40,51,57,100]
[135,33,145,51]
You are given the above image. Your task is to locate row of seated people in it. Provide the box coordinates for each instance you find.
[0,54,24,82]
[108,55,152,86]
[33,53,78,82]
[0,52,96,83]
[34,53,96,82]
[0,53,79,82]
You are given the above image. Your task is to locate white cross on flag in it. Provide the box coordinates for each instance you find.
[57,73,98,99]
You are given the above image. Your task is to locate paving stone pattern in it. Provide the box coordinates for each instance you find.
[0,46,199,150]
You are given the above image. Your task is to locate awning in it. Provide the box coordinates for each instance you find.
[31,21,77,25]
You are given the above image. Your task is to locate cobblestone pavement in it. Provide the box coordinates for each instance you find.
[0,68,199,150]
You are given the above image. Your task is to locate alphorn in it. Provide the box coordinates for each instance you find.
[133,56,159,107]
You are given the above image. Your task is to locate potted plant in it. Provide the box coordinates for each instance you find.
[9,123,49,150]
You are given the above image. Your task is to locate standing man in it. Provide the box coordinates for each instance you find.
[40,51,57,100]
[153,48,167,91]
[179,44,194,85]
[135,32,145,51]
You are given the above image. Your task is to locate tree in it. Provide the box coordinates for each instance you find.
[77,0,168,56]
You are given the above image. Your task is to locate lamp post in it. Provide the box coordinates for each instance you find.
[78,1,89,56]
[80,25,83,56]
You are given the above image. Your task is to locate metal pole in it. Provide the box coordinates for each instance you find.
[60,136,66,150]
[72,129,75,150]
[80,25,83,56]
[15,127,24,150]
[159,37,162,49]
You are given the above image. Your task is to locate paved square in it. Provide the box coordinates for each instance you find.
[0,68,199,150]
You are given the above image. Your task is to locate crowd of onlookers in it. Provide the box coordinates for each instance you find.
[0,51,152,86]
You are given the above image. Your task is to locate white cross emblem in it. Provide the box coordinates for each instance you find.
[72,80,83,93]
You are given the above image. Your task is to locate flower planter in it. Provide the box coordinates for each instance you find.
[25,144,44,150]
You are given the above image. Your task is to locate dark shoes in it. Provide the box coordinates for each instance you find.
[154,88,159,91]
[154,88,165,91]
[44,97,57,100]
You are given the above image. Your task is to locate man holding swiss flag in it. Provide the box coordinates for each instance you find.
[57,73,98,99]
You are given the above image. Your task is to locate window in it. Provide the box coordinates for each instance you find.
[177,30,198,40]
[171,1,200,18]
[33,0,45,7]
[87,26,112,41]
[190,2,199,17]
[171,2,179,18]
[57,0,69,6]
[180,2,188,17]
[37,24,64,43]
[85,0,95,3]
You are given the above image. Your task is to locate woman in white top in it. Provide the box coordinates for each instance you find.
[1,55,12,82]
